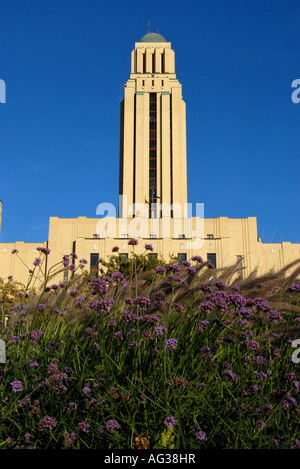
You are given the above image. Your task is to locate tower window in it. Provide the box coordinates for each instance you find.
[178,234,185,239]
[161,80,164,88]
[207,234,214,239]
[93,234,100,239]
[152,80,154,88]
[142,80,145,88]
[149,93,157,218]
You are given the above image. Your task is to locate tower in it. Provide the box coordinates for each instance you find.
[119,32,188,221]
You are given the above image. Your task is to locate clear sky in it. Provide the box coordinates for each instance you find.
[0,0,299,244]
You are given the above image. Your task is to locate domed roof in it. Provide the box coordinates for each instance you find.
[139,32,167,43]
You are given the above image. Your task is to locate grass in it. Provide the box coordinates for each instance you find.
[0,246,299,449]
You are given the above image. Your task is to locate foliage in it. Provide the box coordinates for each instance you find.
[0,246,299,449]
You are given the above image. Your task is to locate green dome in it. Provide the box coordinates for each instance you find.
[140,32,167,43]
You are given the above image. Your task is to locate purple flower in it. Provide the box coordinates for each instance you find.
[168,264,181,273]
[29,359,39,368]
[196,431,207,441]
[145,243,154,251]
[286,284,300,292]
[106,419,119,433]
[63,255,70,267]
[33,258,42,266]
[164,338,178,350]
[247,340,260,352]
[164,416,177,428]
[10,380,23,393]
[77,421,90,433]
[112,246,119,252]
[91,278,108,295]
[229,293,247,308]
[39,416,58,431]
[83,387,91,394]
[128,238,138,246]
[155,266,166,274]
[11,249,18,254]
[191,255,203,263]
[37,247,51,255]
[224,370,239,383]
[267,310,283,322]
[64,432,76,447]
[134,296,151,310]
[186,266,197,276]
[154,325,167,336]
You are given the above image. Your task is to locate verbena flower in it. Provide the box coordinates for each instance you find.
[77,421,90,433]
[164,416,177,428]
[145,243,154,251]
[191,255,203,263]
[286,284,300,292]
[155,266,166,274]
[164,338,178,350]
[128,238,138,246]
[37,247,51,255]
[196,431,207,441]
[33,258,42,266]
[39,416,58,431]
[10,381,23,393]
[106,420,119,433]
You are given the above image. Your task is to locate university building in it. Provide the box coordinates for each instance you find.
[0,32,299,285]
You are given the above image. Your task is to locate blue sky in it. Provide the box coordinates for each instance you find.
[0,0,299,244]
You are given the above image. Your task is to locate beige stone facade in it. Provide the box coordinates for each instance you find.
[0,32,299,285]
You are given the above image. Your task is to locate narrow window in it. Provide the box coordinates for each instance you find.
[207,234,214,239]
[119,253,128,261]
[63,266,68,282]
[152,79,154,88]
[207,253,216,268]
[90,253,99,277]
[178,253,187,266]
[142,80,145,88]
[161,80,164,88]
[178,234,185,239]
[93,234,100,239]
[149,93,157,218]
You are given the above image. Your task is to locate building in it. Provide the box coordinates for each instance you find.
[0,32,299,285]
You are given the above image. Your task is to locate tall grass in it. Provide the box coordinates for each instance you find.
[0,247,299,449]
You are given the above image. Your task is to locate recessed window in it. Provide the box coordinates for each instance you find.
[119,253,128,261]
[150,234,157,239]
[178,234,185,239]
[90,253,99,277]
[93,234,100,239]
[207,234,214,239]
[207,253,216,268]
[121,234,128,238]
[142,80,145,88]
[178,253,187,265]
[63,267,68,282]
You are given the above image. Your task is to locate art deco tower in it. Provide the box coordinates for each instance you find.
[119,32,188,220]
